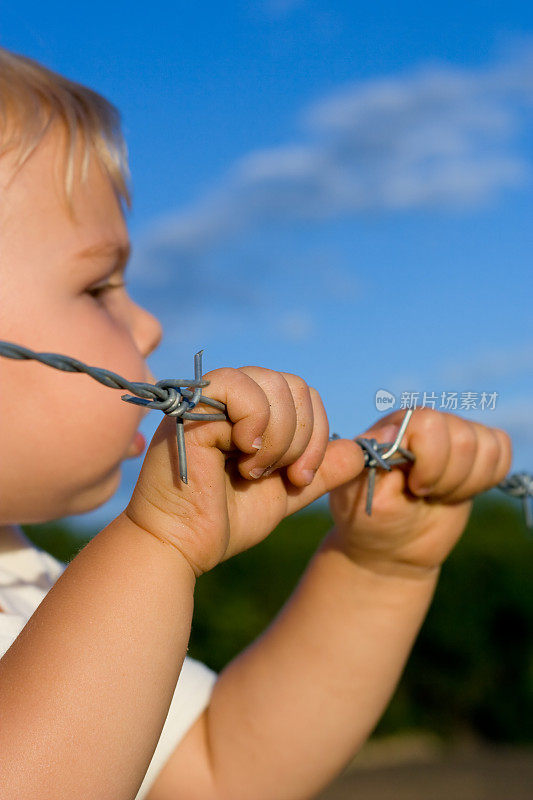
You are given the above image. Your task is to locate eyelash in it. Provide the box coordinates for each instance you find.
[88,280,127,299]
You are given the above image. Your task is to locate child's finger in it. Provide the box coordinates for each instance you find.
[395,408,452,495]
[285,438,366,516]
[233,366,298,479]
[432,421,496,502]
[285,386,330,487]
[491,427,513,485]
[438,423,512,502]
[409,413,477,497]
[187,367,271,454]
[263,371,315,475]
[360,418,408,449]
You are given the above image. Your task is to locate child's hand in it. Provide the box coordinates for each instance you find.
[125,367,365,576]
[328,409,512,575]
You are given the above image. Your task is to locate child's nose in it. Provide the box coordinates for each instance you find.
[131,301,163,360]
[145,310,163,355]
[145,367,157,385]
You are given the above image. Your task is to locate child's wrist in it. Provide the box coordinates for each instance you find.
[117,509,200,582]
[322,528,442,583]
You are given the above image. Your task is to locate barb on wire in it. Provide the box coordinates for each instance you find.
[329,408,415,515]
[0,340,227,484]
[329,413,414,515]
[331,406,533,530]
[497,473,533,529]
[357,408,416,515]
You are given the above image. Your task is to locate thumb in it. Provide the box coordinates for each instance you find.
[133,415,182,491]
[361,421,402,445]
[126,415,221,536]
[318,438,367,490]
[285,438,366,515]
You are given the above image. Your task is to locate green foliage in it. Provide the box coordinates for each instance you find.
[22,519,92,564]
[191,505,332,670]
[377,492,533,743]
[22,492,533,743]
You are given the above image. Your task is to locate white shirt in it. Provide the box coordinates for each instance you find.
[0,525,218,799]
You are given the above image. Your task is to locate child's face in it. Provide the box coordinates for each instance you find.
[0,126,163,524]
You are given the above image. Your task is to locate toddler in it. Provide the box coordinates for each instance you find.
[0,47,512,800]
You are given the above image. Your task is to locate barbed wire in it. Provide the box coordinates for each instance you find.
[497,473,533,528]
[0,340,531,529]
[331,407,533,529]
[0,340,226,484]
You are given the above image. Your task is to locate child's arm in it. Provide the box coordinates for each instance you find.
[145,409,512,800]
[154,539,438,800]
[0,512,201,800]
[0,366,364,800]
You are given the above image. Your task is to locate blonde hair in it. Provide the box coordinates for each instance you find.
[0,47,131,209]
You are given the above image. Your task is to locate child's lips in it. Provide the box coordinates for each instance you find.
[126,369,154,455]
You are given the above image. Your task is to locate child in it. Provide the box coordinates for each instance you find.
[0,47,512,800]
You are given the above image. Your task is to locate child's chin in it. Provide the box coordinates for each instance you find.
[71,469,122,515]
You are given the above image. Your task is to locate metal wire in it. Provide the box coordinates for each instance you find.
[497,473,533,528]
[331,407,533,529]
[0,340,227,484]
[330,409,416,516]
[0,340,531,527]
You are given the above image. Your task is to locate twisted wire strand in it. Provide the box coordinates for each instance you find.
[1,340,531,528]
[498,473,533,528]
[0,340,227,484]
[331,407,533,529]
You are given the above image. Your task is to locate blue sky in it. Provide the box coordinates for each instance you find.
[2,1,532,532]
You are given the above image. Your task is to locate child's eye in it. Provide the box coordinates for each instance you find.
[87,280,127,299]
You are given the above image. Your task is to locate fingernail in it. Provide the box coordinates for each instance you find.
[252,437,262,450]
[380,424,400,442]
[302,469,315,485]
[249,467,265,479]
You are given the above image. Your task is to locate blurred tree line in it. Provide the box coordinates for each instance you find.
[22,491,533,743]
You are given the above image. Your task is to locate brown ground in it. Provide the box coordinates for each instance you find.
[316,735,533,800]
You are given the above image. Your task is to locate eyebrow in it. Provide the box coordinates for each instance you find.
[75,241,132,270]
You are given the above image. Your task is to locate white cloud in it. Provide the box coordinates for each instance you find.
[438,342,533,384]
[276,310,315,342]
[130,43,533,284]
